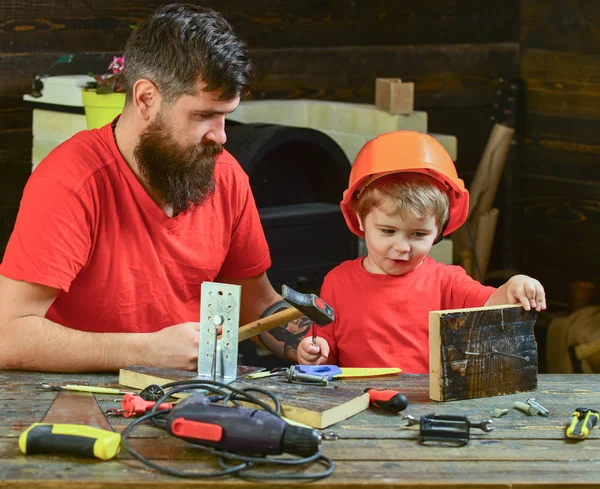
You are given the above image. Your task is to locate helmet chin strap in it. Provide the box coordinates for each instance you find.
[433,218,449,245]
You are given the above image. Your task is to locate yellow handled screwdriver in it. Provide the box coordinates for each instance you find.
[40,383,133,395]
[19,423,121,460]
[566,408,599,440]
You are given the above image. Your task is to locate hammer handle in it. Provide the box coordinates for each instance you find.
[218,308,304,343]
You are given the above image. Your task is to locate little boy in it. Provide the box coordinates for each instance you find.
[297,131,546,373]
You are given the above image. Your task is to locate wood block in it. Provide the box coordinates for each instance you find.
[119,365,369,429]
[375,78,414,115]
[429,304,538,402]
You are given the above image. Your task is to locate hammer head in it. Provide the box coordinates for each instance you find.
[281,285,335,326]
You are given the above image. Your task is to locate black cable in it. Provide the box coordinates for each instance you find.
[122,410,248,478]
[120,379,335,480]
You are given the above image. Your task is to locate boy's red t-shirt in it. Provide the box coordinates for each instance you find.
[0,124,271,333]
[315,256,496,373]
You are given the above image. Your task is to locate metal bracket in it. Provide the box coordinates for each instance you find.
[197,282,242,384]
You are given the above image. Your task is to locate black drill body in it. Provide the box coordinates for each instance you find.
[166,395,320,457]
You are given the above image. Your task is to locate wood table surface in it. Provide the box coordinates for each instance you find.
[1,370,600,488]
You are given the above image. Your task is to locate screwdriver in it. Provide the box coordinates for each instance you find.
[40,383,133,395]
[364,388,408,412]
[19,423,121,460]
[566,407,599,440]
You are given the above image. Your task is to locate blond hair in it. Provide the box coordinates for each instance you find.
[353,173,450,233]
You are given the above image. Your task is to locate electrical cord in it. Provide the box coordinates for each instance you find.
[120,379,335,480]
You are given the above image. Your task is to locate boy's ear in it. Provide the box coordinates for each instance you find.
[356,211,365,232]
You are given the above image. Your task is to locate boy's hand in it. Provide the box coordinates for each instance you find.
[297,336,330,365]
[504,274,547,312]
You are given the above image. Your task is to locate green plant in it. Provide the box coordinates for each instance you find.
[87,56,126,94]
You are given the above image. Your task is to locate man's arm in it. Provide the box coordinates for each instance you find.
[221,273,312,363]
[0,274,201,372]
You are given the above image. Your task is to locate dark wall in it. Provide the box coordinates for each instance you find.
[517,0,600,306]
[0,0,520,260]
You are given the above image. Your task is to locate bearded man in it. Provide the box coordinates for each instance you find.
[0,4,309,372]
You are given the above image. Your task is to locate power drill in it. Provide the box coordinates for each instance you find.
[166,395,321,457]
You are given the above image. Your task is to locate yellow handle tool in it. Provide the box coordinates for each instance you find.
[19,423,121,460]
[566,408,599,440]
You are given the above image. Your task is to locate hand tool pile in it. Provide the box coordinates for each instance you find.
[23,380,335,480]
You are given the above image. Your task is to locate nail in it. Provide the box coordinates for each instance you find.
[526,398,549,417]
[492,349,530,361]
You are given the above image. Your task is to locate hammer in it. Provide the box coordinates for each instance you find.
[218,285,335,342]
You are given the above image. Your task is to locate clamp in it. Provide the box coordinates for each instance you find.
[403,413,494,446]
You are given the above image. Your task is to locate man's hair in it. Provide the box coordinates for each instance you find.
[123,3,255,102]
[353,173,450,234]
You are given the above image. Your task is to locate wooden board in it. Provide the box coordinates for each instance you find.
[119,365,369,429]
[429,304,538,402]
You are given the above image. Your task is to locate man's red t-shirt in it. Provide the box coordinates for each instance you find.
[316,257,496,373]
[0,124,271,333]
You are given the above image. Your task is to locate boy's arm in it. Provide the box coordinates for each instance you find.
[485,274,546,311]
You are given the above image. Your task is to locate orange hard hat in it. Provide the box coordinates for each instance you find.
[340,131,469,237]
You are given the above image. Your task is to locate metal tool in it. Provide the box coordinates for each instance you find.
[403,413,493,446]
[294,365,401,380]
[197,282,335,384]
[566,408,599,440]
[526,398,550,417]
[40,383,132,395]
[231,284,335,343]
[166,394,322,457]
[41,391,113,431]
[514,401,539,416]
[197,282,242,384]
[243,365,329,385]
[492,408,509,418]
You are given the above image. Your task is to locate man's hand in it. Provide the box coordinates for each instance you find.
[146,322,201,371]
[297,336,330,365]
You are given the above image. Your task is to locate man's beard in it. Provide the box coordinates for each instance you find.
[134,113,223,215]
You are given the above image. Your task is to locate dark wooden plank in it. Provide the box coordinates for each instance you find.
[521,48,600,119]
[0,163,30,208]
[0,52,121,87]
[427,106,498,175]
[3,458,600,487]
[430,305,538,402]
[0,53,120,133]
[516,114,600,304]
[521,0,600,53]
[250,43,519,108]
[525,113,600,148]
[1,1,519,53]
[520,139,600,181]
[6,437,600,461]
[513,169,600,304]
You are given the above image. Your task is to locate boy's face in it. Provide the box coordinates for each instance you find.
[358,205,439,276]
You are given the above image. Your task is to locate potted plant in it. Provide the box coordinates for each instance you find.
[81,56,127,130]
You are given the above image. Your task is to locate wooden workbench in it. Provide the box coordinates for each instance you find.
[1,371,600,488]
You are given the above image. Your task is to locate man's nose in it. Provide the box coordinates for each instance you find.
[204,116,227,145]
